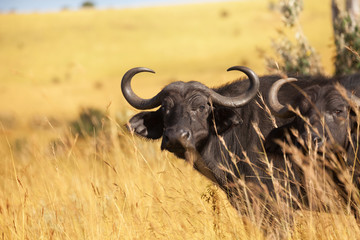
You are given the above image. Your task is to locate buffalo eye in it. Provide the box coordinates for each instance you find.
[335,109,342,115]
[198,105,206,112]
[162,98,174,115]
[162,107,170,115]
[333,107,347,118]
[162,105,172,115]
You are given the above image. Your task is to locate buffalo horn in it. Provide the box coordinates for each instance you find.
[206,66,260,107]
[268,78,298,118]
[121,67,164,110]
[121,66,260,110]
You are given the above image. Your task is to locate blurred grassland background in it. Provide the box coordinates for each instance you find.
[0,0,333,120]
[2,0,357,239]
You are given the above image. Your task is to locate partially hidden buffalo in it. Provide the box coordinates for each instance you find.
[265,75,360,216]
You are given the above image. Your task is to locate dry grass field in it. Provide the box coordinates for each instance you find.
[1,0,359,239]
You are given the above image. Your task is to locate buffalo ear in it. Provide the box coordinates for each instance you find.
[212,107,242,134]
[127,109,163,139]
[264,122,294,153]
[298,85,320,114]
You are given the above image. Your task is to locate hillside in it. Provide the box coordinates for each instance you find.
[0,0,333,120]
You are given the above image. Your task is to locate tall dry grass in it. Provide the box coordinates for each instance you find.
[0,115,260,239]
[1,97,360,239]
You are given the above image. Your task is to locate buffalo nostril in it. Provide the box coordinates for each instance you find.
[312,136,320,143]
[162,128,192,150]
[180,130,191,141]
[312,135,324,147]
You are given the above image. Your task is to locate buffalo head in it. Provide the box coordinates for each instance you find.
[122,66,259,160]
[268,78,360,149]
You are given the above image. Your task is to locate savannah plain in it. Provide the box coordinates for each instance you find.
[1,0,359,239]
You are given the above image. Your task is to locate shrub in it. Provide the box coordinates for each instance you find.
[70,107,109,138]
[267,0,323,75]
[333,5,360,76]
[81,1,95,9]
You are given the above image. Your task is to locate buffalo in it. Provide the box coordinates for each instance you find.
[123,66,264,189]
[265,76,360,216]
